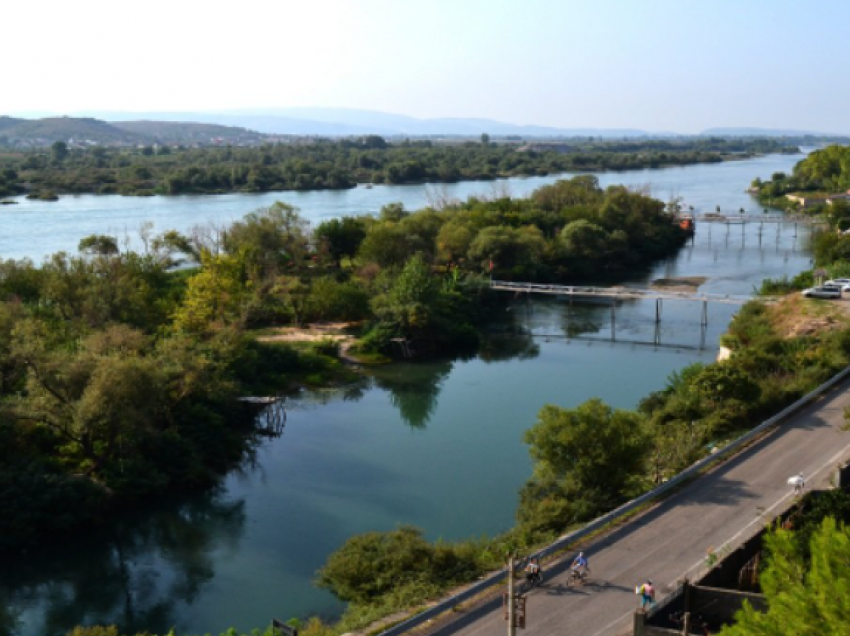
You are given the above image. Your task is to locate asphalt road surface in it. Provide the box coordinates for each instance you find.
[429,378,850,636]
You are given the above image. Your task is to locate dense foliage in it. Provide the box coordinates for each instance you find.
[751,144,850,213]
[309,248,850,635]
[719,516,850,636]
[0,179,691,553]
[0,136,796,198]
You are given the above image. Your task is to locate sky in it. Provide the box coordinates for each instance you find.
[3,0,850,133]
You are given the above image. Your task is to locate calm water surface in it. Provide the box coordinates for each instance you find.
[0,154,817,636]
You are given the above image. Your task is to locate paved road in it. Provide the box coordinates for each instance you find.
[430,378,850,636]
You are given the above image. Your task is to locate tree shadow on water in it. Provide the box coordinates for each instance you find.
[0,489,246,636]
[371,359,454,429]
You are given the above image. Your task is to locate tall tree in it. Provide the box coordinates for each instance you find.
[518,398,649,532]
[720,517,850,636]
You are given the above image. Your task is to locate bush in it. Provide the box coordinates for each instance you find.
[316,525,480,604]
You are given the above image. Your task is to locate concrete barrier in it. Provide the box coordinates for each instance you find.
[376,363,850,636]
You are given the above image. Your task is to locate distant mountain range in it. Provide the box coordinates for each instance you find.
[2,109,846,144]
[700,127,833,137]
[27,108,661,138]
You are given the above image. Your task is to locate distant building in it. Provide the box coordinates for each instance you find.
[785,192,850,209]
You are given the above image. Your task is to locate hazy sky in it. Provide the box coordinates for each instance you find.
[4,0,849,133]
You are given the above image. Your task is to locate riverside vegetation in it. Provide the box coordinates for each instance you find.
[284,187,850,635]
[0,176,688,553]
[751,143,850,217]
[17,171,850,636]
[0,136,795,198]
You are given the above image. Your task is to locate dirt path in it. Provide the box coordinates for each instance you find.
[256,322,361,363]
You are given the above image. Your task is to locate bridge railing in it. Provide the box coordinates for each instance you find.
[375,362,850,636]
[489,280,755,304]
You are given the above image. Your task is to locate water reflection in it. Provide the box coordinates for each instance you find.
[371,360,453,429]
[0,491,245,636]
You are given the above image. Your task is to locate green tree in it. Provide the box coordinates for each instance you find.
[372,255,440,339]
[78,234,119,256]
[379,202,409,222]
[467,226,545,275]
[560,220,610,261]
[51,140,68,163]
[720,517,850,636]
[316,525,478,604]
[358,223,413,268]
[436,219,477,265]
[307,276,370,321]
[518,398,649,532]
[314,217,367,267]
[224,202,309,277]
[692,363,761,407]
[172,251,249,333]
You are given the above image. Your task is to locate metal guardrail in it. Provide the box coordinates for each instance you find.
[376,362,850,636]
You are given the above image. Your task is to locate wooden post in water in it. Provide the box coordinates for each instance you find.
[701,300,708,327]
[655,298,662,324]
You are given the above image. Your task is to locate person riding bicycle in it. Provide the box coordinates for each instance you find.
[524,557,542,585]
[571,552,589,579]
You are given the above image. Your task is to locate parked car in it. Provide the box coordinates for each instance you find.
[824,279,850,291]
[802,286,842,299]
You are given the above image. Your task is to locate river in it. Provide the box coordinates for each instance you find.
[0,154,816,636]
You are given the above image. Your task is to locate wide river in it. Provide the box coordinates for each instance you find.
[0,154,816,636]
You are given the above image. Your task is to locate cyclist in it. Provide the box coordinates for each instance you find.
[571,551,589,581]
[524,557,542,586]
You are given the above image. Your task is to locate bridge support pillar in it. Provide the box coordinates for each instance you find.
[610,299,616,341]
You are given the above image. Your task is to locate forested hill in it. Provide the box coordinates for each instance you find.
[0,116,146,145]
[111,120,269,144]
[0,115,269,148]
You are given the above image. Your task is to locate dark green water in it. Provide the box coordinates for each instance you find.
[0,153,817,636]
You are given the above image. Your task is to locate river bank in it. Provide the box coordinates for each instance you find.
[0,153,817,636]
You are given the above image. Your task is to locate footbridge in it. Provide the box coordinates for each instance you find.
[490,280,766,335]
[490,280,754,305]
[692,213,828,225]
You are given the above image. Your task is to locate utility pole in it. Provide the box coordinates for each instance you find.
[507,555,517,636]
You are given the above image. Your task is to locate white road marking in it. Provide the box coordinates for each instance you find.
[586,610,633,636]
[671,441,850,588]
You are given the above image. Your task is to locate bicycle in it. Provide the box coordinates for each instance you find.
[520,570,543,593]
[568,567,589,586]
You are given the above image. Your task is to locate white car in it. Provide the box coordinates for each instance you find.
[824,279,850,291]
[802,286,842,299]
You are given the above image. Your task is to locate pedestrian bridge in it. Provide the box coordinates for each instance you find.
[692,213,828,225]
[490,280,758,305]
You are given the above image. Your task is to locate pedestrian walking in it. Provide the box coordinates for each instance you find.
[787,473,805,495]
[636,579,655,608]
